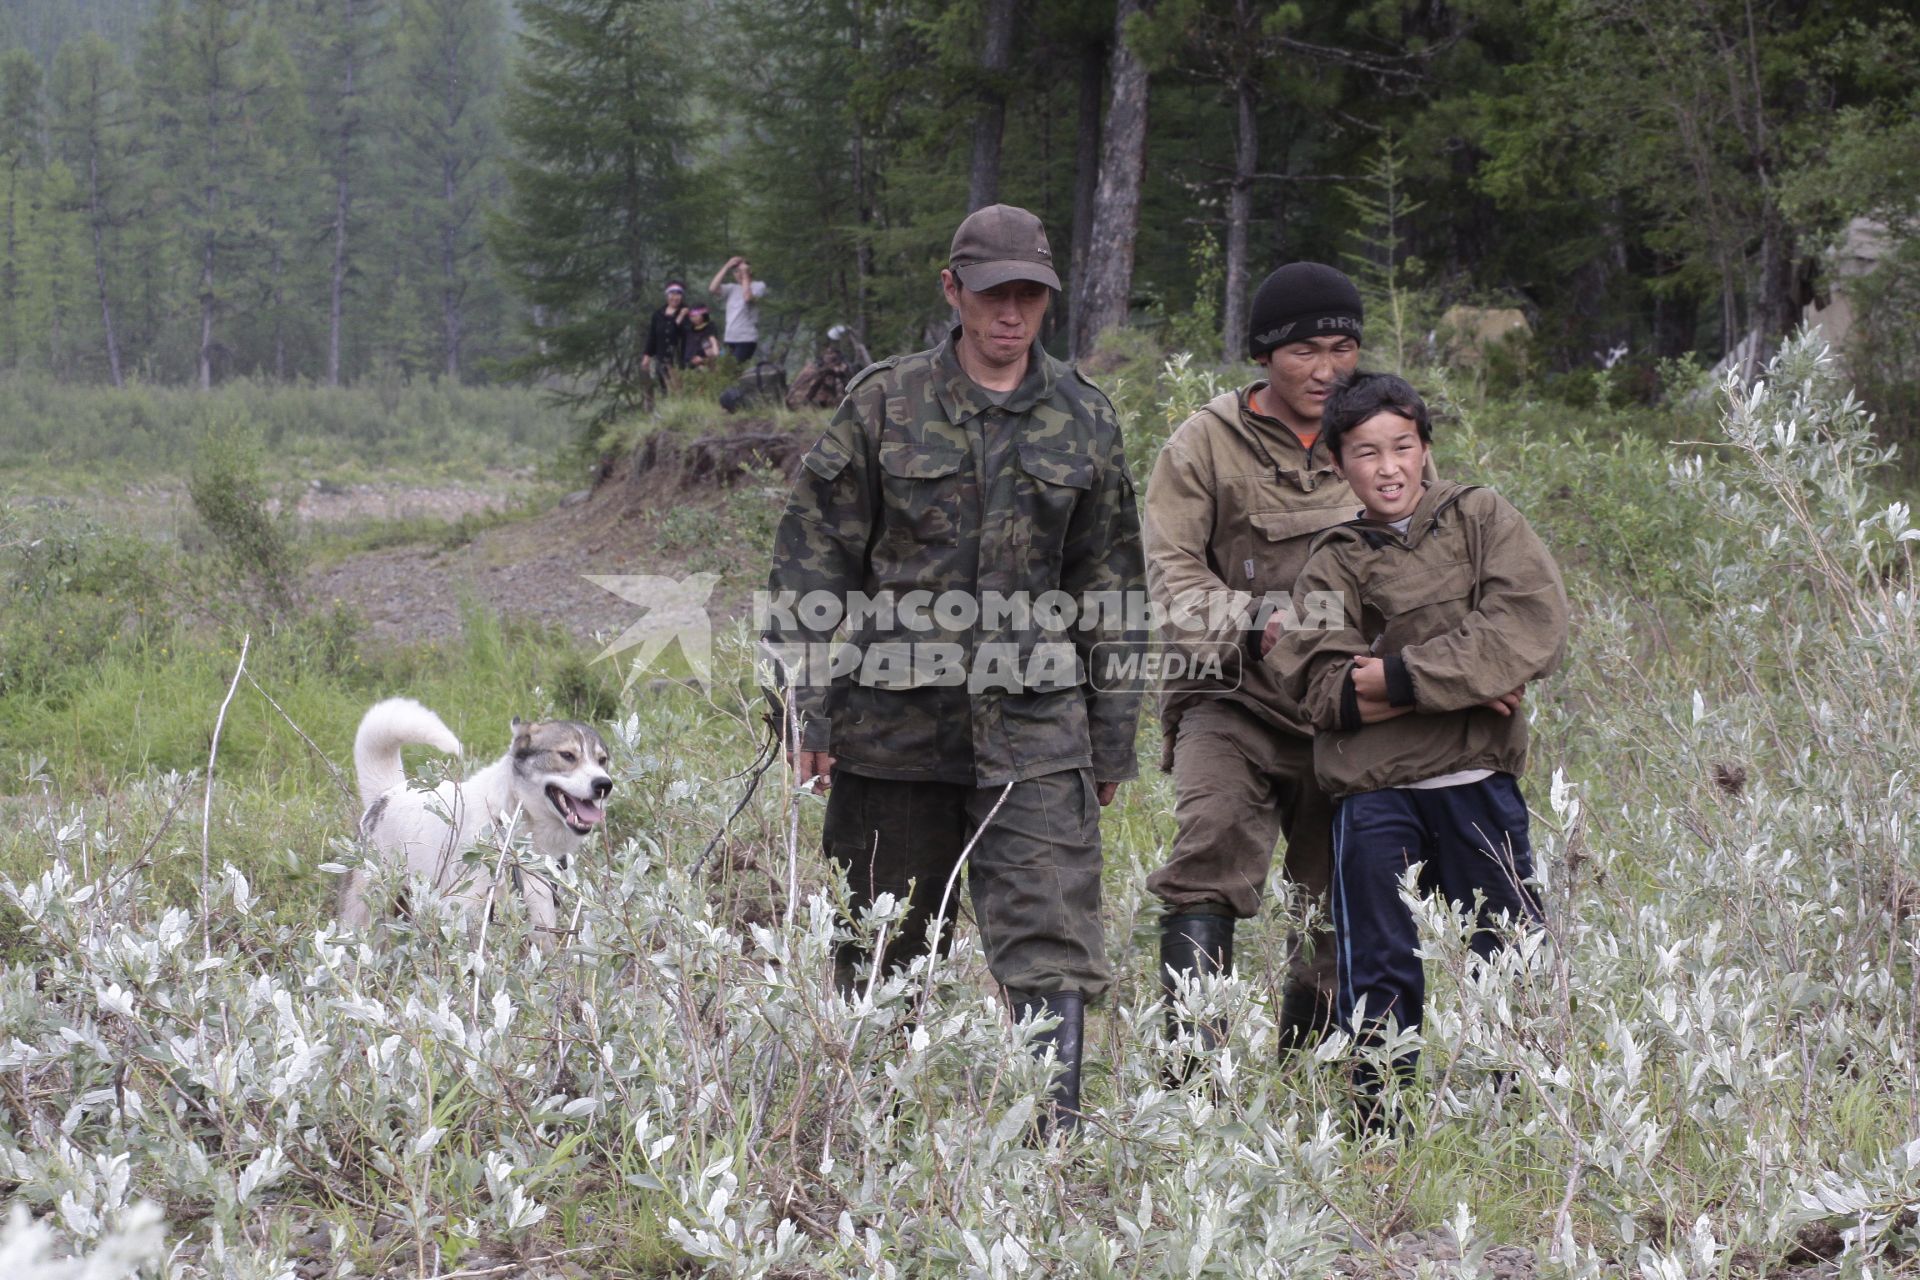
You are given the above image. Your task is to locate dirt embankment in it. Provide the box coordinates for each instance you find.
[305,420,811,645]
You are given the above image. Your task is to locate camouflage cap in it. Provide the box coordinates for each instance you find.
[949,204,1061,292]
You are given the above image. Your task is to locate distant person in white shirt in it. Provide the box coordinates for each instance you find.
[708,255,769,363]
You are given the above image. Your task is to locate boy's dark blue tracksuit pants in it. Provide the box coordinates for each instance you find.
[1331,772,1543,1069]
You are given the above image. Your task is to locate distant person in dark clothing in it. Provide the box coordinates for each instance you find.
[643,282,690,388]
[684,306,722,369]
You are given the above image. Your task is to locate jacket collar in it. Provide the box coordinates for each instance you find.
[1197,384,1339,487]
[936,326,1055,421]
[1351,479,1470,548]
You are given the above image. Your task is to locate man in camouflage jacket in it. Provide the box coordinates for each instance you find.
[762,204,1144,1134]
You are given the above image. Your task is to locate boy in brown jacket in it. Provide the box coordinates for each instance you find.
[1263,371,1567,1121]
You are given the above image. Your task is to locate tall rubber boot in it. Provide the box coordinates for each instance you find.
[1013,990,1085,1137]
[1159,912,1235,1049]
[1276,980,1337,1056]
[831,946,864,1000]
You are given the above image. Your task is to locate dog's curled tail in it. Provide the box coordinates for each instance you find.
[353,698,462,807]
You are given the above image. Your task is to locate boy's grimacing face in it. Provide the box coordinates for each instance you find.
[1334,411,1429,522]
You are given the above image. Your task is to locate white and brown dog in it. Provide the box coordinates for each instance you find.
[339,697,612,941]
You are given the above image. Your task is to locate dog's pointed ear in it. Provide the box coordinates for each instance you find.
[510,717,531,750]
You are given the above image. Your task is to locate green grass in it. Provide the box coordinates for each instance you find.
[299,500,549,564]
[0,374,587,489]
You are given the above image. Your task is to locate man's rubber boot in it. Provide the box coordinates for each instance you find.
[832,944,865,1000]
[1276,980,1337,1056]
[1159,912,1235,1050]
[1014,990,1085,1137]
[1348,1055,1414,1142]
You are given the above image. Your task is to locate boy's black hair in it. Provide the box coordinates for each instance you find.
[1321,371,1432,460]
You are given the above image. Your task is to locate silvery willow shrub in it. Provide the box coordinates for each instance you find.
[2,332,1917,1276]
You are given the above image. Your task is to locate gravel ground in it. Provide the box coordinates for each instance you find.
[303,486,661,644]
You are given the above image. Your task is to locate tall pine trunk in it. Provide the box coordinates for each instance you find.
[440,156,462,379]
[850,0,874,340]
[966,0,1017,212]
[1742,210,1797,382]
[197,67,221,391]
[1071,0,1150,358]
[3,164,20,370]
[198,231,215,389]
[1221,65,1256,364]
[198,136,216,390]
[327,48,357,388]
[1067,41,1101,359]
[328,167,349,385]
[270,227,286,379]
[84,147,124,387]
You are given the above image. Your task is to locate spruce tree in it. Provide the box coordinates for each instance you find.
[489,0,696,420]
[391,0,506,381]
[142,0,290,387]
[51,33,138,386]
[295,0,389,386]
[0,50,45,372]
[19,159,95,378]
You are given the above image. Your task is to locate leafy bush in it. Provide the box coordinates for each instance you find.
[0,506,167,702]
[549,651,621,723]
[186,413,301,611]
[1149,229,1225,360]
[1844,241,1920,455]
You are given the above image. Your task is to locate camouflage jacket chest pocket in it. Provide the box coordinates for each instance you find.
[1365,557,1476,652]
[878,440,969,543]
[1011,442,1095,551]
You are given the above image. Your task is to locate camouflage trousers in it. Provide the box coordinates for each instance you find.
[1145,699,1336,995]
[823,766,1111,1001]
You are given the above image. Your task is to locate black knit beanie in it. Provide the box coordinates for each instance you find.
[1248,263,1364,358]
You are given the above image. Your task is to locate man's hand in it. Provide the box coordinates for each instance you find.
[1260,609,1283,657]
[642,354,653,373]
[1349,657,1411,724]
[1351,655,1389,702]
[791,749,836,794]
[1096,780,1120,807]
[1481,685,1526,716]
[1355,656,1525,718]
[1355,692,1413,724]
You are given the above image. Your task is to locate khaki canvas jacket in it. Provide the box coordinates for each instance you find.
[1265,480,1569,799]
[764,329,1145,787]
[1147,386,1430,763]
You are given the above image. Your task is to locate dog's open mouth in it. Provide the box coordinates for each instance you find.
[546,785,605,835]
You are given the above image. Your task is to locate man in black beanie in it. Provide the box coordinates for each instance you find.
[1143,261,1418,1059]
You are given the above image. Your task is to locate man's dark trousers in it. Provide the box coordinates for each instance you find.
[823,767,1110,1001]
[1330,772,1542,1056]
